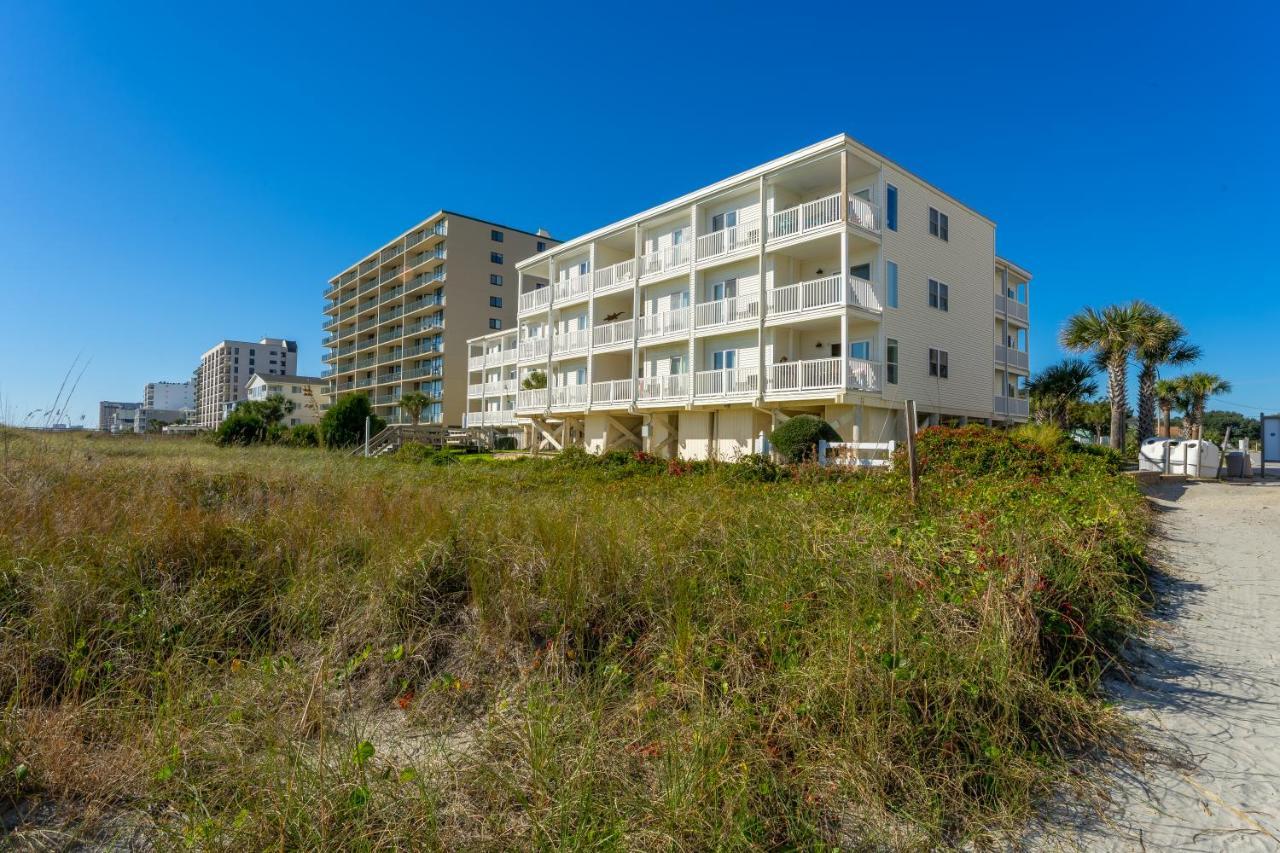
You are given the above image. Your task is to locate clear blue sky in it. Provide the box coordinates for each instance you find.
[2,1,1277,425]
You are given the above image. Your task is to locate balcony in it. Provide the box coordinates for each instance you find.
[637,306,690,341]
[519,336,549,361]
[403,364,440,380]
[381,243,404,263]
[694,296,759,330]
[374,393,399,406]
[486,379,517,396]
[464,410,517,427]
[591,378,633,409]
[517,388,548,410]
[377,327,403,344]
[766,274,881,318]
[356,355,377,370]
[405,317,444,335]
[995,344,1030,372]
[356,377,374,388]
[593,259,637,294]
[994,396,1030,418]
[996,295,1030,324]
[696,217,761,264]
[639,241,692,280]
[593,318,634,350]
[378,350,402,364]
[357,317,378,332]
[468,354,487,371]
[551,384,589,409]
[637,373,689,403]
[553,272,591,305]
[552,328,589,357]
[767,193,881,243]
[692,367,760,400]
[767,357,881,396]
[519,287,552,315]
[467,382,485,398]
[380,286,404,304]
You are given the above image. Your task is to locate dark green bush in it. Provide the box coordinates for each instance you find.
[284,424,321,448]
[768,415,840,463]
[397,442,457,465]
[321,395,385,449]
[725,453,787,482]
[215,410,266,446]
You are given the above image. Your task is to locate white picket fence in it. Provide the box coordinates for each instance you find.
[816,439,896,469]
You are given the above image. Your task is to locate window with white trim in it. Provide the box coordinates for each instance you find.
[928,207,949,241]
[886,339,899,384]
[928,348,949,378]
[928,279,949,311]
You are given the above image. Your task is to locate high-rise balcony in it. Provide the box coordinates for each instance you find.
[553,272,591,306]
[593,259,637,294]
[766,193,881,243]
[590,378,633,409]
[592,318,634,350]
[995,294,1029,324]
[766,357,880,395]
[694,367,759,400]
[518,336,549,361]
[765,274,881,320]
[637,373,689,403]
[995,343,1029,372]
[639,242,692,280]
[517,388,548,410]
[552,328,589,358]
[637,307,690,342]
[551,384,589,409]
[993,395,1030,418]
[518,286,552,315]
[694,296,759,330]
[695,217,761,264]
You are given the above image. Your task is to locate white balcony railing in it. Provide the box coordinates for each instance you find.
[467,383,485,398]
[694,296,759,329]
[553,328,590,356]
[591,378,633,407]
[519,287,552,314]
[637,373,689,401]
[693,367,760,398]
[485,379,517,396]
[519,336,549,361]
[766,274,881,316]
[996,294,1030,324]
[551,384,589,408]
[517,388,548,410]
[593,318,634,348]
[553,273,592,304]
[767,357,881,395]
[464,410,517,428]
[995,344,1030,371]
[994,396,1030,418]
[639,241,692,279]
[468,355,486,371]
[637,306,690,340]
[593,259,637,293]
[848,196,880,232]
[768,193,842,240]
[695,218,761,262]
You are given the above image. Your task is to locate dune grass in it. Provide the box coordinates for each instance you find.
[0,427,1149,848]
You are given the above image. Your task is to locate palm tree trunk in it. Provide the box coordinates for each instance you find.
[1107,358,1127,450]
[1160,404,1172,438]
[1136,364,1157,440]
[1194,401,1206,440]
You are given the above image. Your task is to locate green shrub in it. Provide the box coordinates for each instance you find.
[726,453,787,482]
[768,415,840,463]
[284,424,321,448]
[1011,422,1068,452]
[215,409,266,446]
[493,435,518,451]
[321,395,385,449]
[396,441,457,465]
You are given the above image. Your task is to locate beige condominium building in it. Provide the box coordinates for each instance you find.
[465,134,1031,458]
[245,373,328,425]
[322,212,557,426]
[196,338,297,428]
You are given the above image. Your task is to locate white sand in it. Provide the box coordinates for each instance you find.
[1042,477,1280,850]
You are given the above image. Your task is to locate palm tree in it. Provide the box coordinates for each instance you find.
[398,391,431,426]
[1133,312,1200,440]
[1176,373,1232,439]
[1153,378,1185,438]
[1025,358,1098,428]
[1060,300,1154,450]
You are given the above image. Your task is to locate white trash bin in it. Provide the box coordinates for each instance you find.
[1139,438,1173,472]
[1171,440,1221,477]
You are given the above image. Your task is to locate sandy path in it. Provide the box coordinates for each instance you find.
[1044,478,1280,850]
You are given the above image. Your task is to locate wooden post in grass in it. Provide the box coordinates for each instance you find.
[904,399,919,504]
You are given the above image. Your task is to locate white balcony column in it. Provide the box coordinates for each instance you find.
[756,174,769,405]
[839,179,850,372]
[544,257,556,404]
[687,201,699,407]
[586,242,596,410]
[839,148,849,236]
[630,225,642,407]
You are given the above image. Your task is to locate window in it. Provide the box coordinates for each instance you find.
[291,386,301,394]
[670,355,686,374]
[710,210,736,232]
[490,252,504,264]
[671,228,683,245]
[886,184,898,231]
[929,348,949,378]
[490,229,504,242]
[712,277,737,301]
[886,339,899,384]
[490,274,503,286]
[848,340,871,360]
[537,240,547,252]
[849,263,871,281]
[712,349,736,370]
[886,261,899,308]
[489,318,502,330]
[928,279,949,311]
[928,207,949,241]
[490,296,502,308]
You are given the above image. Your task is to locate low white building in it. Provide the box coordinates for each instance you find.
[244,374,328,425]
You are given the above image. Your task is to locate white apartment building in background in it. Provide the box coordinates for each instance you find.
[322,212,558,427]
[466,134,1030,458]
[144,380,194,411]
[245,373,328,425]
[196,338,297,428]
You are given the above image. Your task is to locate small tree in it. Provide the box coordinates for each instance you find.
[216,409,267,446]
[399,392,431,426]
[768,415,840,463]
[522,370,547,391]
[1026,358,1097,428]
[321,394,385,449]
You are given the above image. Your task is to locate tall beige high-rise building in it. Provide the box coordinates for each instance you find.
[322,212,557,426]
[195,337,297,428]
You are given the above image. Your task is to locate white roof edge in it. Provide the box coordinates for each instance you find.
[517,133,998,270]
[996,256,1033,280]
